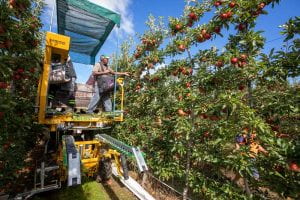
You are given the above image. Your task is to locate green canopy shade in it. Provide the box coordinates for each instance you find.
[56,0,121,65]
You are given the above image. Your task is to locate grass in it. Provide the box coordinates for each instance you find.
[33,178,137,200]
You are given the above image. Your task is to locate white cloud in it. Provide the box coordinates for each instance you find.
[141,63,166,77]
[42,0,134,37]
[88,0,134,36]
[42,0,57,31]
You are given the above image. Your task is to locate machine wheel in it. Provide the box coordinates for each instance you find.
[99,158,112,181]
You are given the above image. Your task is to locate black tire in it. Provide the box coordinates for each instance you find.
[99,158,112,181]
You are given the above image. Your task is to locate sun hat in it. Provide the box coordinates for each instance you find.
[100,55,110,59]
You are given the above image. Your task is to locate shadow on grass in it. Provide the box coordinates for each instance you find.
[33,184,87,200]
[102,183,120,200]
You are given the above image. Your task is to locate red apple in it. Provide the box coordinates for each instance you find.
[209,115,220,121]
[9,0,16,8]
[186,110,192,115]
[238,61,247,68]
[17,68,24,73]
[200,113,208,119]
[201,29,207,35]
[220,13,228,20]
[172,70,178,76]
[215,60,224,67]
[197,35,205,43]
[203,131,210,137]
[134,53,141,59]
[29,67,35,73]
[226,11,233,18]
[186,82,191,88]
[214,26,221,33]
[240,54,248,61]
[0,42,5,48]
[179,66,184,72]
[13,74,21,80]
[3,143,10,150]
[238,23,246,31]
[276,133,289,138]
[181,67,187,75]
[0,24,5,34]
[32,40,39,47]
[152,76,159,82]
[214,1,222,7]
[0,82,8,89]
[178,44,186,52]
[5,40,13,49]
[229,2,236,8]
[142,39,148,44]
[147,63,154,69]
[178,109,187,116]
[199,87,205,93]
[231,57,239,64]
[289,162,300,172]
[238,85,245,91]
[30,23,37,30]
[0,112,4,119]
[258,2,266,10]
[252,10,261,17]
[153,58,159,64]
[203,33,211,40]
[274,165,284,173]
[18,3,27,11]
[151,39,157,45]
[188,12,198,21]
[175,24,182,31]
[271,125,280,132]
[187,21,193,27]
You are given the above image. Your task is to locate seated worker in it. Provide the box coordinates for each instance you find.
[86,55,130,114]
[48,55,77,112]
[60,56,77,110]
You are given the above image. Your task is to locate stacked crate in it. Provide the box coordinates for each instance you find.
[75,83,94,109]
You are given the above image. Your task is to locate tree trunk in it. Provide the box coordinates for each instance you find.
[183,48,195,200]
[247,80,253,108]
[183,139,191,200]
[244,177,251,196]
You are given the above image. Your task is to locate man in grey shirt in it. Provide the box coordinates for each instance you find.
[86,55,129,114]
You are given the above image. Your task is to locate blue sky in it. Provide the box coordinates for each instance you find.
[41,0,300,83]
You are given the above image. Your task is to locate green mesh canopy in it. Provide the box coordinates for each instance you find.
[56,0,121,65]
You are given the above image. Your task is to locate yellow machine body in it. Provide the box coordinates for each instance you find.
[37,32,124,132]
[58,139,124,182]
[35,32,126,178]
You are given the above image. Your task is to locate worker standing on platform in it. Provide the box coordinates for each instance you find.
[86,55,129,114]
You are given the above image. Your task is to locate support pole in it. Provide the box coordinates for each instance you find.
[113,27,120,113]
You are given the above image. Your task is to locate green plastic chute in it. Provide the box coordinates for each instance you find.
[56,0,121,64]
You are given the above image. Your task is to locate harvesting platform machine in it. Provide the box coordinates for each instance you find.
[14,0,153,199]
